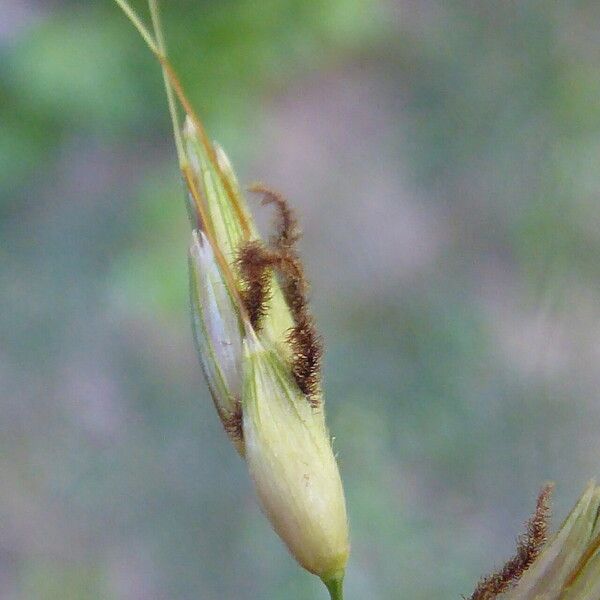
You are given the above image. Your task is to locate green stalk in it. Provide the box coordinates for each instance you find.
[323,572,345,600]
[113,0,159,55]
[148,0,187,167]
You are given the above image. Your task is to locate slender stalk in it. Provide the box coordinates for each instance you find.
[113,0,159,55]
[148,0,186,167]
[112,0,251,321]
[113,0,251,237]
[323,573,345,600]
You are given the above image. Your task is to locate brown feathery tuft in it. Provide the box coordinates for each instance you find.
[218,400,244,443]
[470,483,554,600]
[249,185,323,407]
[248,183,301,250]
[277,253,323,406]
[237,240,278,331]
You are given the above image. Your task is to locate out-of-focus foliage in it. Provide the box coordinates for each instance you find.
[2,1,600,599]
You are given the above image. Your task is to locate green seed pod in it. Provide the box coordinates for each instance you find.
[242,330,349,586]
[184,120,349,590]
[185,115,349,595]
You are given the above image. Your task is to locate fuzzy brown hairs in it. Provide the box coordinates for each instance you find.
[220,401,243,443]
[469,483,553,600]
[236,240,277,331]
[237,184,323,407]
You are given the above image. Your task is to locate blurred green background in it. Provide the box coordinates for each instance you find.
[2,1,600,598]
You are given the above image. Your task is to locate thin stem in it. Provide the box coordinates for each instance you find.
[113,0,159,55]
[114,0,250,238]
[112,0,251,321]
[323,573,345,600]
[155,58,252,239]
[148,0,186,167]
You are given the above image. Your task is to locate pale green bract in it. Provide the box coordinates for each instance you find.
[189,229,245,454]
[243,331,349,582]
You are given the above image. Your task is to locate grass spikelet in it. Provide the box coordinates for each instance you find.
[470,483,553,600]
